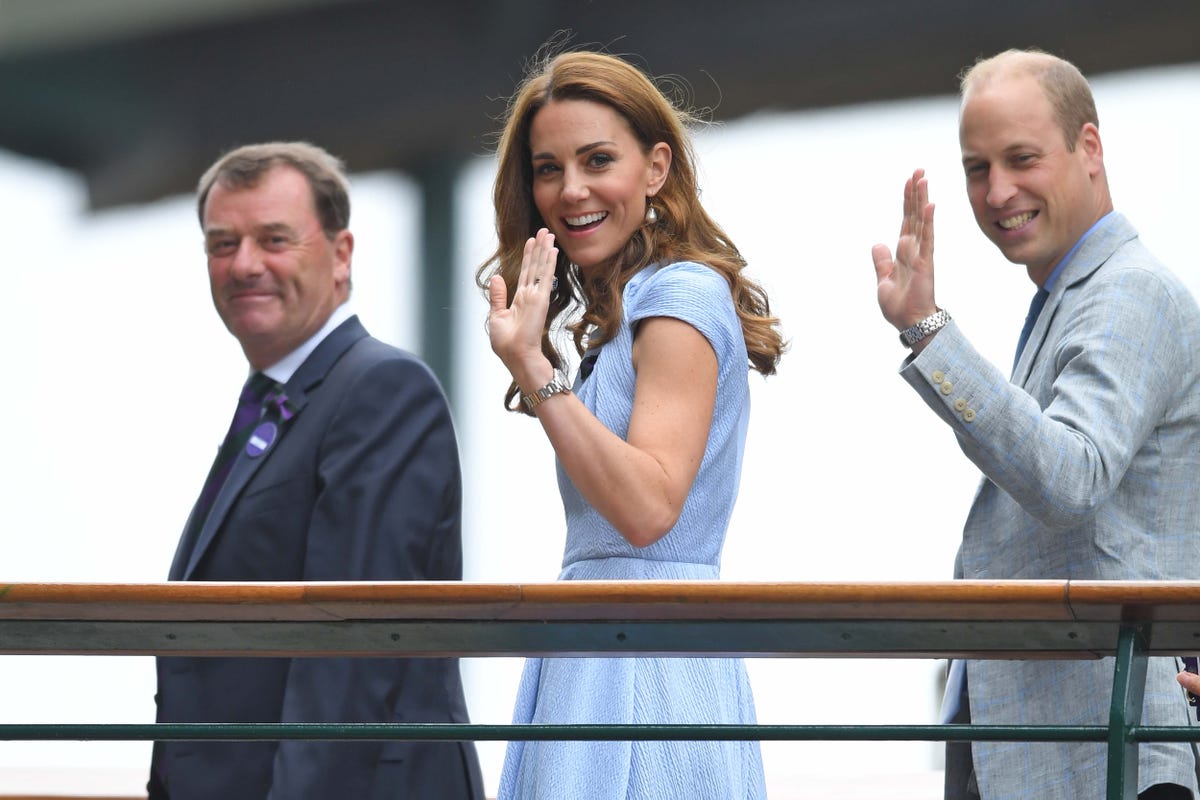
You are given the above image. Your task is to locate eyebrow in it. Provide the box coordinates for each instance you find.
[204,222,295,238]
[531,141,616,161]
[962,141,1044,165]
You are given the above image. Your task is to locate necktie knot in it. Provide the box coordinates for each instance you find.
[262,384,296,422]
[242,372,276,405]
[228,372,277,437]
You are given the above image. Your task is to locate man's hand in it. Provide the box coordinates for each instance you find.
[872,168,940,336]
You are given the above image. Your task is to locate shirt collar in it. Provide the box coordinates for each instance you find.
[255,302,354,385]
[1042,211,1115,293]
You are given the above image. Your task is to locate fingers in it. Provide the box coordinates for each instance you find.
[518,236,537,290]
[910,174,933,265]
[898,169,935,262]
[535,230,558,288]
[488,274,508,314]
[920,200,936,265]
[519,228,559,292]
[900,168,924,237]
[911,172,927,236]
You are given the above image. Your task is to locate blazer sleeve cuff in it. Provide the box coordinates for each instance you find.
[899,320,1012,436]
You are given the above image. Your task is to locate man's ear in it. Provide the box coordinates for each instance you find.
[1078,123,1104,175]
[333,230,354,288]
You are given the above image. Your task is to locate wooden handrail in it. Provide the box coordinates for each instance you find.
[4,578,1193,618]
[3,580,1198,800]
[2,580,1199,658]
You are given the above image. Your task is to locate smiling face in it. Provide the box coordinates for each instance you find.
[959,72,1109,285]
[203,164,352,369]
[528,99,670,273]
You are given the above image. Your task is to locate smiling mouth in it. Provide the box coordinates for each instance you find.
[998,211,1037,230]
[564,211,608,231]
[228,290,277,304]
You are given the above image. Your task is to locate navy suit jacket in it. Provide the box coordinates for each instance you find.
[152,316,483,800]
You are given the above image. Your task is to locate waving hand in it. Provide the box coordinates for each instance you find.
[488,228,558,388]
[872,169,939,335]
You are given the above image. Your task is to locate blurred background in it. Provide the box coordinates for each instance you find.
[1,0,1198,796]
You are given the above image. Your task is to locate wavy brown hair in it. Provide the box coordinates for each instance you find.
[477,50,785,412]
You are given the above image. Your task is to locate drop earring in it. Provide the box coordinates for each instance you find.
[644,203,659,224]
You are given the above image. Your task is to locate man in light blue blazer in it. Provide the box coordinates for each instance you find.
[872,50,1200,799]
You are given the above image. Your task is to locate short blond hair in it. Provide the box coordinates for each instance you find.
[960,49,1098,151]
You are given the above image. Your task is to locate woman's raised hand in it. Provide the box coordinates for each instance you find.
[488,228,559,382]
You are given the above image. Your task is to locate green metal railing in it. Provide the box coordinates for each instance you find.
[1,580,1198,799]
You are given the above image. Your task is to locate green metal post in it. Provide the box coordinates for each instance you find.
[413,157,461,403]
[1107,623,1150,800]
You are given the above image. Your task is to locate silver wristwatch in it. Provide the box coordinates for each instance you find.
[899,308,951,348]
[520,370,571,411]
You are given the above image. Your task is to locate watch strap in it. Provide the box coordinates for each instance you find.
[899,308,951,348]
[520,371,571,411]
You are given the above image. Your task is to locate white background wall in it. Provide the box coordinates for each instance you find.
[0,62,1196,796]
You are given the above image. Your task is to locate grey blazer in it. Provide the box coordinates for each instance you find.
[904,214,1200,798]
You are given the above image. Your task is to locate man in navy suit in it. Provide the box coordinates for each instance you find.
[150,141,484,799]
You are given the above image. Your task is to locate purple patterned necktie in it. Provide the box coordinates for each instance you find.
[192,372,277,525]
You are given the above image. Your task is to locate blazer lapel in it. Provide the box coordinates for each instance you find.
[273,315,369,412]
[1011,214,1137,386]
[179,316,370,580]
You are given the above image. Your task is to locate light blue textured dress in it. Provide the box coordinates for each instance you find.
[498,261,767,800]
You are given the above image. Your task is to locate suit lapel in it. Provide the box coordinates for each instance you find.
[179,316,370,579]
[1011,214,1137,386]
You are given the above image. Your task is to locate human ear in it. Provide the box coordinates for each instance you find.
[1078,123,1104,173]
[333,230,354,285]
[645,142,672,197]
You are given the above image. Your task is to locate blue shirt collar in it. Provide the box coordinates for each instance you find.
[1041,211,1115,293]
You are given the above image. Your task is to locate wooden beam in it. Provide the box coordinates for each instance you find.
[2,581,1199,657]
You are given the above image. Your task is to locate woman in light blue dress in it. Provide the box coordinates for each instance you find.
[479,50,785,800]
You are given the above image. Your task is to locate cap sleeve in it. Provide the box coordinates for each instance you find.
[626,261,742,367]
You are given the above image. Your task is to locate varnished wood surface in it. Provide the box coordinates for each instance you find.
[3,581,1200,658]
[3,580,1200,621]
